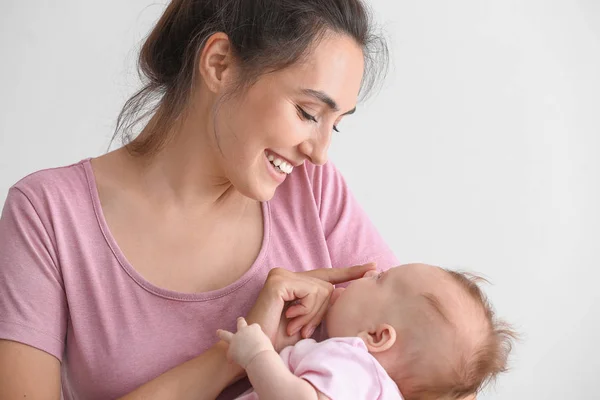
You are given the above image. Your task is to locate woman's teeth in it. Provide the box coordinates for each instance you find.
[267,153,293,174]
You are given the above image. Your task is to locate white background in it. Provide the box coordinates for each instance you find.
[1,1,599,398]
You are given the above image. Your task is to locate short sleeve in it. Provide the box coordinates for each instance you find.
[308,162,398,272]
[0,187,67,361]
[289,338,402,400]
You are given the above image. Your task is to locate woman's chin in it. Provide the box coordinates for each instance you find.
[250,172,283,201]
[251,186,277,202]
[235,179,277,202]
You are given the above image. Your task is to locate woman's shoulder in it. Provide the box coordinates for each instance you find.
[9,158,91,201]
[4,158,94,223]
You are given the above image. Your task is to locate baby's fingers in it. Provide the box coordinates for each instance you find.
[216,329,234,343]
[236,316,248,330]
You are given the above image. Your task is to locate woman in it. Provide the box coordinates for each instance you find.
[0,0,398,399]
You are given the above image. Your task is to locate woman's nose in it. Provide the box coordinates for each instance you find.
[298,130,332,166]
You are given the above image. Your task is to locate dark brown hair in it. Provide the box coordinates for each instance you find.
[112,0,389,156]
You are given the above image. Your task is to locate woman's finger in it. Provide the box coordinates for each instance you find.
[286,284,330,336]
[300,262,377,285]
[301,294,331,338]
[296,287,345,337]
[284,283,324,319]
[237,317,248,330]
[217,329,234,343]
[286,297,325,338]
[285,303,309,319]
[362,269,380,278]
[268,275,327,311]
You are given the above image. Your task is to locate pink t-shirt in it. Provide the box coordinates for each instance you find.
[0,159,398,399]
[237,337,403,400]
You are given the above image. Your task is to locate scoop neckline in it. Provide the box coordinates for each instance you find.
[81,158,271,302]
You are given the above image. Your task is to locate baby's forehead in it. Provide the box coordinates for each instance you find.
[389,263,454,292]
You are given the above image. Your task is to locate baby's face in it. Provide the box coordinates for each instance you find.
[326,264,491,395]
[325,263,468,339]
[325,268,390,337]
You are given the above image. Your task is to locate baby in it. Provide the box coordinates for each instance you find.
[217,263,515,400]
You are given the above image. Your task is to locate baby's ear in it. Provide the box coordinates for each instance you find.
[358,324,396,353]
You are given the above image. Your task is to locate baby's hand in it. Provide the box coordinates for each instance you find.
[217,317,275,369]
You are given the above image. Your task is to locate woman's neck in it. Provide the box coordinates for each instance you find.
[114,109,252,215]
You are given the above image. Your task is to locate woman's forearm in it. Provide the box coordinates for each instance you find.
[117,341,244,400]
[246,350,318,400]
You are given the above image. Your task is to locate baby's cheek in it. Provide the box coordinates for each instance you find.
[329,287,345,306]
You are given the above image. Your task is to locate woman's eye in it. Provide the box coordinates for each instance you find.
[296,105,317,123]
[297,105,342,133]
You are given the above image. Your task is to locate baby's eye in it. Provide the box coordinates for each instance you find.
[376,272,384,280]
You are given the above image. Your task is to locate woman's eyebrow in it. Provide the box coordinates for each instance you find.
[300,88,357,116]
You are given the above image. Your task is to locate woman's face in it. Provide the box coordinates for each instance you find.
[212,33,365,201]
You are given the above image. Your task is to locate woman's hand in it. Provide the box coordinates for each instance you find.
[245,263,376,351]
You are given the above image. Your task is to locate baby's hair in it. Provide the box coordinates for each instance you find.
[444,270,517,398]
[404,269,517,400]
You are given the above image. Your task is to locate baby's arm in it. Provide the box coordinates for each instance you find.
[218,317,330,400]
[245,347,329,400]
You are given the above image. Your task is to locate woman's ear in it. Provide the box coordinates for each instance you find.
[358,324,396,353]
[198,32,235,93]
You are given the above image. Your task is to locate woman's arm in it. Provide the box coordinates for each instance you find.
[0,340,62,400]
[117,341,242,400]
[0,339,242,400]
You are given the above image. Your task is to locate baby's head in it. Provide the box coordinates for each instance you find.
[325,263,515,399]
